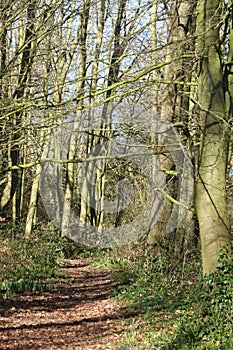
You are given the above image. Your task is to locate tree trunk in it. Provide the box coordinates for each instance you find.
[195,0,231,275]
[148,0,196,257]
[25,164,41,238]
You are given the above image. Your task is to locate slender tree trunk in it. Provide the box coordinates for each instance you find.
[79,0,128,231]
[63,0,90,232]
[25,164,41,238]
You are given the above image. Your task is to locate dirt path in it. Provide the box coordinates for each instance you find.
[0,259,130,350]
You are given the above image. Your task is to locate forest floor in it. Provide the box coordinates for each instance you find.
[0,258,134,350]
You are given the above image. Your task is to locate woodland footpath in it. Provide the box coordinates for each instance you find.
[0,225,232,349]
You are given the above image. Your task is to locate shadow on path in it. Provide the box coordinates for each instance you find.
[0,258,137,350]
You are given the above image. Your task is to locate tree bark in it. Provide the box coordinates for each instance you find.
[195,0,231,275]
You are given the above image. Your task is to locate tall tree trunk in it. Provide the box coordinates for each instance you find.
[4,2,36,221]
[65,0,90,231]
[195,0,231,275]
[148,0,196,257]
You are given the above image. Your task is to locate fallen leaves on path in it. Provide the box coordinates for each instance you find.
[0,258,131,350]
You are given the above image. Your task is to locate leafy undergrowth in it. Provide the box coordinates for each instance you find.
[0,223,81,298]
[94,247,233,350]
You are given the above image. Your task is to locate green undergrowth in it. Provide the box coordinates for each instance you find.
[95,247,233,350]
[0,223,81,298]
